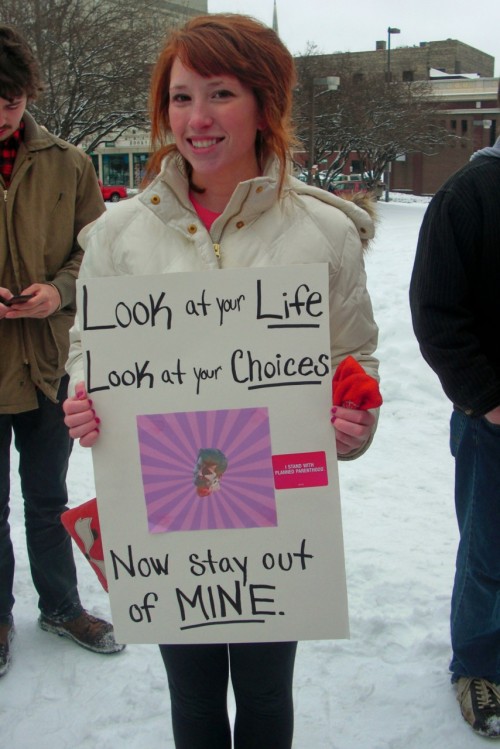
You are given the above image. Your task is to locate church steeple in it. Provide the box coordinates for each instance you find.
[272,0,279,35]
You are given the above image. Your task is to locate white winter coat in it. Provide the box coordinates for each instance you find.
[67,154,379,456]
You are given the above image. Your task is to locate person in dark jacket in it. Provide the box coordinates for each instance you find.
[0,24,124,678]
[410,95,500,739]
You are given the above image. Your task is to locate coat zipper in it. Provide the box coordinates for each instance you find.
[209,185,252,262]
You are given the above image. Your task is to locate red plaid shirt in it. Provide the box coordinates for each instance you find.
[0,120,24,186]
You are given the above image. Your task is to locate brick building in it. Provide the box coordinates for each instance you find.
[310,40,499,195]
[94,22,498,196]
[393,76,499,195]
[317,39,494,81]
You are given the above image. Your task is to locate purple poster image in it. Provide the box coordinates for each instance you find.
[137,407,277,533]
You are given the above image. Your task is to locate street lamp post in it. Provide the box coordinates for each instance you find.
[387,26,400,82]
[308,76,340,185]
[385,27,400,201]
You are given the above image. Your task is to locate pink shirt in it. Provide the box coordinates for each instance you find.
[189,192,221,231]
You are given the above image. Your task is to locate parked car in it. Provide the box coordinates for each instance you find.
[329,173,364,184]
[328,177,385,200]
[98,179,128,202]
[328,179,369,197]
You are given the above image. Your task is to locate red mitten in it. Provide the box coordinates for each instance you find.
[61,498,108,591]
[332,356,383,410]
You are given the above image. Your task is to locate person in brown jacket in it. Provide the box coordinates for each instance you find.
[0,24,124,677]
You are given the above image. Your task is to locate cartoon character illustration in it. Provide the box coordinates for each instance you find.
[138,408,277,532]
[193,448,228,498]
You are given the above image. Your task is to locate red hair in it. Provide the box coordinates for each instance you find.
[145,14,297,187]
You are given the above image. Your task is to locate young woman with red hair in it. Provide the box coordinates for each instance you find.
[63,14,380,748]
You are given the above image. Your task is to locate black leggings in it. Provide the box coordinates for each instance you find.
[159,641,297,749]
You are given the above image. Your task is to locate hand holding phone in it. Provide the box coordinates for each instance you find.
[0,294,35,306]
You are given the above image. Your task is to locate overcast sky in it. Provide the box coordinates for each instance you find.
[208,0,500,76]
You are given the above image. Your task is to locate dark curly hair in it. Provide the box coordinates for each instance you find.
[0,24,44,101]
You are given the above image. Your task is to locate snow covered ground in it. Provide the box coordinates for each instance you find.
[2,195,483,748]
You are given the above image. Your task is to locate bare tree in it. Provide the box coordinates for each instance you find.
[293,51,453,189]
[346,76,453,187]
[0,0,182,151]
[293,46,351,186]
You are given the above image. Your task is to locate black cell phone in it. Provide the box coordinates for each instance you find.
[0,294,34,306]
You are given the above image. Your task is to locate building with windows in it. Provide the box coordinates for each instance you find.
[306,40,498,195]
[392,76,498,195]
[90,0,207,188]
[318,39,494,82]
[92,21,498,196]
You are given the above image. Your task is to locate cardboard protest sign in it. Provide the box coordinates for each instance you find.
[78,264,349,644]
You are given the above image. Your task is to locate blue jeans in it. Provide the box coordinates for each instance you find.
[449,409,500,682]
[0,378,82,624]
[159,641,297,749]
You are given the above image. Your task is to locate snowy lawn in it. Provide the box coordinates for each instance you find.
[3,196,483,748]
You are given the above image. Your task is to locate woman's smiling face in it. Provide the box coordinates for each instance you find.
[168,57,263,191]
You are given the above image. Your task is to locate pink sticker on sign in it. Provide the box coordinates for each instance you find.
[272,452,328,489]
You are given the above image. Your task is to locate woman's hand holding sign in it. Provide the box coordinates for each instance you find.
[63,383,100,447]
[331,406,376,455]
[331,356,382,456]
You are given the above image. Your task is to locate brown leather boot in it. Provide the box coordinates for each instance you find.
[38,611,125,654]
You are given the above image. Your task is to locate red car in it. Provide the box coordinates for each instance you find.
[329,179,368,196]
[98,179,128,202]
